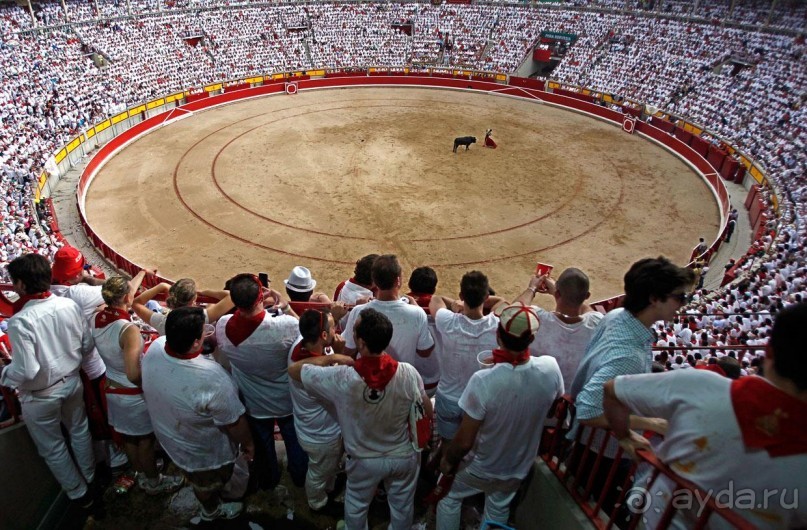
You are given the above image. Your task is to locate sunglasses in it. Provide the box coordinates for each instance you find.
[670,292,692,305]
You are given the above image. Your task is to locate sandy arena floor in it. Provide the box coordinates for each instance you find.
[85,87,720,303]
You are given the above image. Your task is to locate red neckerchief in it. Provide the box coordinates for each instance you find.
[165,343,202,360]
[354,354,399,391]
[94,307,131,329]
[12,291,51,315]
[730,376,807,458]
[225,309,266,347]
[408,292,432,308]
[491,348,530,366]
[291,341,324,362]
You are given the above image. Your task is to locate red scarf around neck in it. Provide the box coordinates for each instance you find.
[225,309,266,347]
[95,306,131,329]
[354,354,399,391]
[165,343,202,360]
[12,291,51,315]
[491,348,530,366]
[730,376,807,458]
[290,341,324,362]
[408,292,433,308]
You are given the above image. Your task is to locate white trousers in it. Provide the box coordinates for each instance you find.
[21,375,95,500]
[298,436,343,510]
[435,469,519,530]
[344,452,419,530]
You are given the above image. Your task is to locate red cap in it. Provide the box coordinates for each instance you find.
[52,246,85,284]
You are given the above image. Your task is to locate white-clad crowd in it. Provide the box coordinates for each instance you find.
[0,1,803,360]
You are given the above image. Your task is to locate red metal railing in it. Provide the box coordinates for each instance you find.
[540,398,756,529]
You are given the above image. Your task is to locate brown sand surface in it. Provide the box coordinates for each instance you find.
[85,87,720,305]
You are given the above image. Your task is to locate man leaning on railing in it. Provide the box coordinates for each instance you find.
[603,302,807,529]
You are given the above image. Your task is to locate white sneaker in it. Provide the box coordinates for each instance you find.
[139,474,184,496]
[193,501,244,522]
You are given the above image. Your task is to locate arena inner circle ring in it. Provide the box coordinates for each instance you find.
[84,86,720,301]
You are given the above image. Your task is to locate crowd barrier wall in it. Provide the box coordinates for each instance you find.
[62,71,732,305]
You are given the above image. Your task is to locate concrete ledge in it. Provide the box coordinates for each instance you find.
[514,460,594,530]
[0,422,66,530]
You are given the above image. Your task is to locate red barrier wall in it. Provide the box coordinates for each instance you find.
[75,74,730,310]
[508,77,546,91]
[689,135,710,158]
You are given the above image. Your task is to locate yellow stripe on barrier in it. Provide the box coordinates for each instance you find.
[310,70,325,77]
[548,82,559,90]
[738,155,752,169]
[146,98,165,109]
[95,119,111,133]
[86,127,96,139]
[749,165,765,184]
[165,93,183,103]
[54,148,67,164]
[130,104,146,116]
[271,73,286,80]
[496,74,507,82]
[39,172,47,188]
[245,76,263,84]
[204,83,222,92]
[66,137,81,153]
[683,123,703,136]
[111,112,128,125]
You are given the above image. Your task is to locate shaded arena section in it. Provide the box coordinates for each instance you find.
[84,87,720,301]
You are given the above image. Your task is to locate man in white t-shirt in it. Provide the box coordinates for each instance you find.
[335,253,377,329]
[406,266,443,396]
[288,309,344,513]
[289,308,433,530]
[429,270,504,444]
[516,267,604,386]
[215,273,307,490]
[343,255,434,371]
[437,304,563,530]
[142,307,254,523]
[604,302,807,529]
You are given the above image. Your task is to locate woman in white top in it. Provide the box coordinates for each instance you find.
[131,277,234,336]
[93,275,183,495]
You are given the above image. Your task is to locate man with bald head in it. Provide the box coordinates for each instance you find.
[516,267,604,385]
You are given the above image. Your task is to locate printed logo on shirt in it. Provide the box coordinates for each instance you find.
[363,385,386,404]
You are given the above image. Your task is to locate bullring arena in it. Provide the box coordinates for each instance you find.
[84,86,719,301]
[0,0,804,529]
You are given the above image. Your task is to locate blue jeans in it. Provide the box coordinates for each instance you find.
[248,415,308,489]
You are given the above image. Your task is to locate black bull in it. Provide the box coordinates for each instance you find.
[453,136,477,152]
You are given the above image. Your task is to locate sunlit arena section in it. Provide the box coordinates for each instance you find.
[84,86,720,301]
